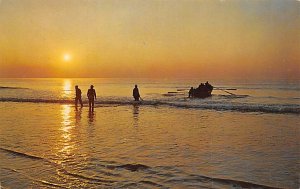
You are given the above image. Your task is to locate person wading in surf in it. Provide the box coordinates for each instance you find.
[87,85,96,112]
[133,85,140,101]
[75,85,83,108]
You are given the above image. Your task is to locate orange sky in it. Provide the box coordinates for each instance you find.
[0,0,299,80]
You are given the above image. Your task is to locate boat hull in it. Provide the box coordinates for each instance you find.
[193,90,212,98]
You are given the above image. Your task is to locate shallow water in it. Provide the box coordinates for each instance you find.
[0,78,299,188]
[0,78,299,114]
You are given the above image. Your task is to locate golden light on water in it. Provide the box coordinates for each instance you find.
[62,79,72,98]
[61,105,72,132]
[60,81,75,156]
[60,104,74,156]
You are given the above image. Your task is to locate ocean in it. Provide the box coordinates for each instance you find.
[0,78,299,188]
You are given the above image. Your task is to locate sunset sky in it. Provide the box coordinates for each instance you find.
[0,0,299,80]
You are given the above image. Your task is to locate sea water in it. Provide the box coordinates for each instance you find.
[0,78,299,188]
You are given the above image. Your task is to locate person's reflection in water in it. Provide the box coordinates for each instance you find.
[87,111,96,140]
[132,105,139,127]
[75,107,82,126]
[88,111,95,126]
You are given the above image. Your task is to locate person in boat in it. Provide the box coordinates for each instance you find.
[87,85,96,112]
[75,85,83,108]
[205,81,213,91]
[188,87,194,98]
[133,85,140,101]
[197,83,205,91]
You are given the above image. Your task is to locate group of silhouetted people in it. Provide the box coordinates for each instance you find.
[189,81,213,98]
[75,82,212,111]
[75,85,96,111]
[75,84,141,111]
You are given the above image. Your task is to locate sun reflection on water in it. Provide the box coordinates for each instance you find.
[62,79,72,98]
[60,104,75,156]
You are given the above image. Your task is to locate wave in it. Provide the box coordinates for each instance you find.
[59,168,116,183]
[106,163,150,172]
[0,147,283,189]
[0,147,117,184]
[234,86,300,91]
[0,147,46,161]
[94,162,283,188]
[0,97,299,114]
[0,86,29,90]
[0,98,73,104]
[4,98,300,114]
[107,163,283,189]
[165,173,283,189]
[2,167,70,189]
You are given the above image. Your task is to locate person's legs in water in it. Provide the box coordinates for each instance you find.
[91,98,95,112]
[88,99,92,112]
[75,97,78,107]
[79,98,83,107]
[76,97,83,107]
[134,97,139,101]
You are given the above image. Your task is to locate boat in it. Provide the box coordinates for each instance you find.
[193,88,213,98]
[191,83,213,98]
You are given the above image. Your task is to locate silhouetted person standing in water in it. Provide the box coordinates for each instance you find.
[75,85,83,108]
[87,85,96,112]
[133,85,140,101]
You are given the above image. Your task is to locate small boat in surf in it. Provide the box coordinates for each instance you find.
[190,82,213,98]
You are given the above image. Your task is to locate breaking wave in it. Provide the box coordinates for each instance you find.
[0,86,30,90]
[0,97,299,114]
[0,147,45,161]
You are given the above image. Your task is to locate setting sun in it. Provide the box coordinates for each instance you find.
[63,54,71,62]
